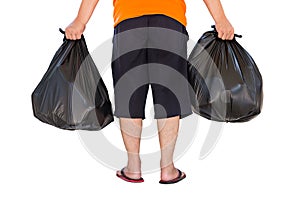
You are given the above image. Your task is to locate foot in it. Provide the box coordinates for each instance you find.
[116,167,144,183]
[159,168,186,184]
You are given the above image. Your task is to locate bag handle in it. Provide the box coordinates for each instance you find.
[59,28,65,35]
[211,25,242,38]
[59,28,68,41]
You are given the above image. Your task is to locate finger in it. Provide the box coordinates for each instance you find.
[66,34,73,40]
[228,29,235,40]
[75,34,81,40]
[66,32,74,40]
[65,28,72,39]
[224,33,230,40]
[221,33,227,40]
[72,34,77,40]
[69,34,76,40]
[218,32,224,39]
[225,33,233,40]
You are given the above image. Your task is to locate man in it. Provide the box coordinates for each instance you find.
[65,0,234,184]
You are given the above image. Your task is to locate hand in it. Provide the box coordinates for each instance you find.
[65,19,86,40]
[215,19,234,40]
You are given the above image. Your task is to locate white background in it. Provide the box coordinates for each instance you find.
[1,0,300,199]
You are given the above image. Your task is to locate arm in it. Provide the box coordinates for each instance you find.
[203,0,234,40]
[65,0,99,40]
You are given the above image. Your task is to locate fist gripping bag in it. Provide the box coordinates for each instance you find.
[32,29,114,130]
[188,26,263,122]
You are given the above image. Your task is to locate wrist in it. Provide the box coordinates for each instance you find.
[74,16,87,26]
[214,15,228,25]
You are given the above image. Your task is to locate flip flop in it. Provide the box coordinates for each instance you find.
[116,167,144,183]
[159,169,186,184]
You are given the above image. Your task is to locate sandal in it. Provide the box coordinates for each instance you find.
[159,169,186,184]
[116,167,144,183]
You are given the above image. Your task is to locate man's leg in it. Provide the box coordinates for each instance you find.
[116,117,143,179]
[157,115,186,181]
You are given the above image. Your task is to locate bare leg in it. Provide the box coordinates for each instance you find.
[116,117,143,179]
[157,115,186,181]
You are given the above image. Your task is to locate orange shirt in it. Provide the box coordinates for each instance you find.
[113,0,187,27]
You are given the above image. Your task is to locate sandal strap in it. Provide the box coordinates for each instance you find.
[176,169,182,179]
[159,168,186,184]
[120,167,143,181]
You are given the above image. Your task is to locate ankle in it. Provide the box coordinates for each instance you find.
[160,163,176,174]
[127,155,141,173]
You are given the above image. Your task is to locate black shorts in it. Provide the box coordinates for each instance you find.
[111,14,192,119]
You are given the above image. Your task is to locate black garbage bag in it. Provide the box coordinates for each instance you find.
[32,29,114,130]
[188,26,263,122]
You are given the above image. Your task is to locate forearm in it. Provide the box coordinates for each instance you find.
[75,0,99,25]
[203,0,228,23]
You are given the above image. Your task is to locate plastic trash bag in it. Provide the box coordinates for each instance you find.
[188,26,263,122]
[32,29,114,130]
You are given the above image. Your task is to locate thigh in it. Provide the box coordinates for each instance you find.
[111,16,150,118]
[112,16,149,86]
[146,14,192,119]
[146,14,189,82]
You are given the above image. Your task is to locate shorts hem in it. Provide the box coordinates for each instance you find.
[113,111,193,120]
[154,111,193,119]
[113,113,145,120]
